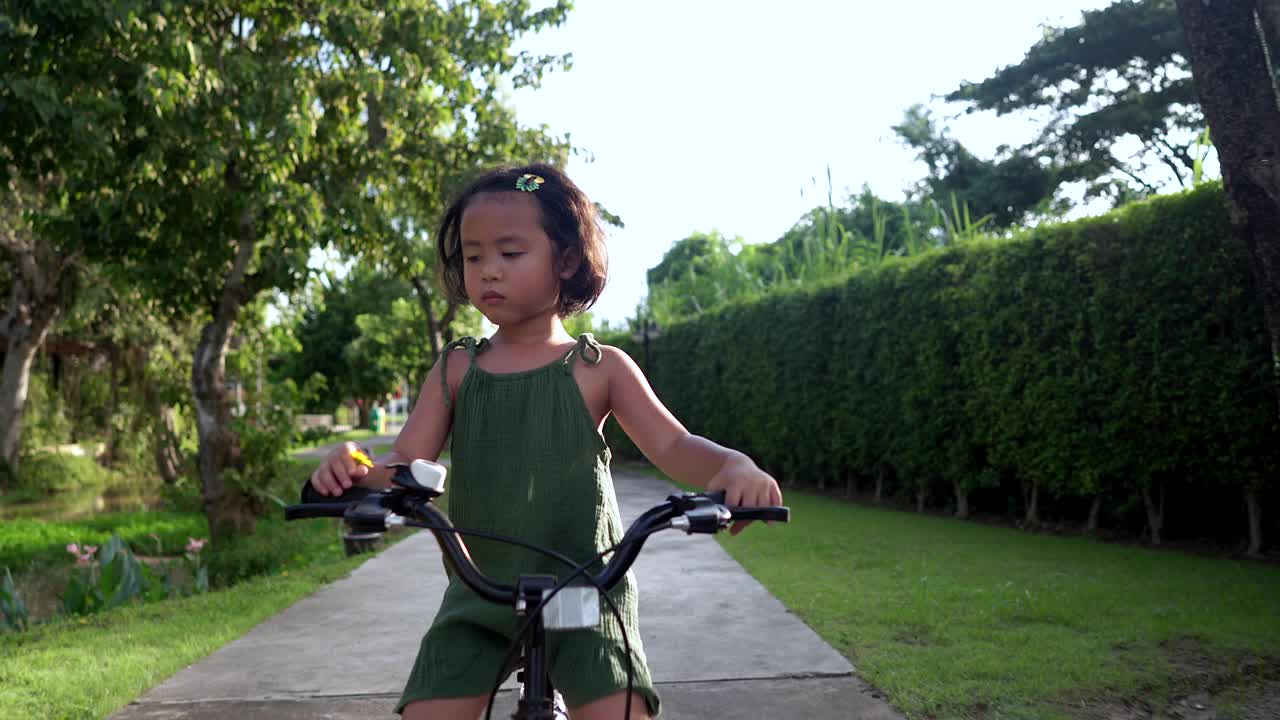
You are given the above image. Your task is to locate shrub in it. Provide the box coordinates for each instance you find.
[606,183,1278,543]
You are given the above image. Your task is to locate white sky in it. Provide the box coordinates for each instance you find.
[508,0,1120,325]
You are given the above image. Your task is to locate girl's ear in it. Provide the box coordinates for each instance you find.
[557,247,582,280]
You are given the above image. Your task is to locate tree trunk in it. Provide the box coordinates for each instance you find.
[0,310,56,470]
[1258,3,1280,94]
[104,347,121,464]
[1246,486,1264,557]
[142,369,184,484]
[844,469,855,499]
[954,480,970,520]
[1023,480,1040,527]
[0,231,69,470]
[410,275,460,363]
[915,486,925,513]
[1177,0,1280,454]
[874,464,885,504]
[357,398,371,430]
[1086,494,1103,534]
[1142,482,1165,546]
[192,229,257,542]
[154,402,184,484]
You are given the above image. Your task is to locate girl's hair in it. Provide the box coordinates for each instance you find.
[436,163,608,315]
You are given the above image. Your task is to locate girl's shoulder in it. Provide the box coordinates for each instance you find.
[438,336,484,386]
[587,342,643,377]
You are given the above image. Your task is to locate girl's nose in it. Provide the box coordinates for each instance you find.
[480,259,501,280]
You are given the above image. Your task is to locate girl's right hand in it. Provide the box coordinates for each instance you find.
[309,442,370,497]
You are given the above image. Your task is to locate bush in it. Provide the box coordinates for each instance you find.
[204,516,344,587]
[60,535,177,617]
[3,452,115,498]
[0,568,28,632]
[294,425,333,447]
[606,183,1279,543]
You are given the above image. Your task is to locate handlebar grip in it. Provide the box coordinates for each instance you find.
[727,506,791,523]
[284,502,355,521]
[300,480,372,505]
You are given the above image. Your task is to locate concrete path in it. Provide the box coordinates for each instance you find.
[112,468,902,719]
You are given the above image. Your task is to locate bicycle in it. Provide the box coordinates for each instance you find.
[284,458,791,720]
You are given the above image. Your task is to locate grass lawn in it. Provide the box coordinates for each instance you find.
[0,454,411,718]
[289,428,378,452]
[713,486,1280,718]
[0,555,370,720]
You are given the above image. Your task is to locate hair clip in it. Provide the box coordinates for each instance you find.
[515,173,545,192]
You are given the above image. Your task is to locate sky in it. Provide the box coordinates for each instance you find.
[505,0,1118,325]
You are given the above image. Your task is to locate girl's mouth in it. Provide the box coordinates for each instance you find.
[481,291,506,303]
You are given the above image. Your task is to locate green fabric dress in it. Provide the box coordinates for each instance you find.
[396,334,660,716]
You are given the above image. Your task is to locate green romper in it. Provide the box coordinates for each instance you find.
[396,334,661,716]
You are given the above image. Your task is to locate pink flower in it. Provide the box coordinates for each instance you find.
[68,543,96,567]
[186,537,207,554]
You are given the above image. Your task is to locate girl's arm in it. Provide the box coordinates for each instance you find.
[309,349,460,494]
[604,346,781,530]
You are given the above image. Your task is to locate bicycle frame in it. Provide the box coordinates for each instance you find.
[285,459,790,720]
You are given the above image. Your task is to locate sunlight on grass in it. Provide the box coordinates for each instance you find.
[714,490,1280,718]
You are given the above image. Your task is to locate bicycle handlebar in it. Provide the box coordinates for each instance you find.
[284,462,790,607]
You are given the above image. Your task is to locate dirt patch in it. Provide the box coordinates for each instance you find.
[1065,637,1280,719]
[891,628,932,646]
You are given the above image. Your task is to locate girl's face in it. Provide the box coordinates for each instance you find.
[459,192,576,326]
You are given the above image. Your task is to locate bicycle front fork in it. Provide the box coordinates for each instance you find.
[514,576,569,720]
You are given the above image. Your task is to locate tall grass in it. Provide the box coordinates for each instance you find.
[644,168,992,325]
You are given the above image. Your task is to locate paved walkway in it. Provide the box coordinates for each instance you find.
[112,466,902,719]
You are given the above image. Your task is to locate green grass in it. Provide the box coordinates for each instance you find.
[712,488,1280,718]
[288,428,378,452]
[0,454,414,719]
[0,511,208,571]
[0,554,370,720]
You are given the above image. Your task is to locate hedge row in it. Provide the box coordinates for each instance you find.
[604,183,1279,543]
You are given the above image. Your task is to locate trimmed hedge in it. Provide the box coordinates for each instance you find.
[606,183,1278,543]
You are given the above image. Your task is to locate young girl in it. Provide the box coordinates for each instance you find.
[309,163,782,720]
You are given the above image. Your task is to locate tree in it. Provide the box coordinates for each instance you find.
[1175,0,1280,557]
[280,265,473,422]
[644,231,762,324]
[348,103,570,364]
[944,0,1205,203]
[893,105,1068,229]
[352,295,483,408]
[5,2,572,539]
[0,180,74,470]
[0,1,180,469]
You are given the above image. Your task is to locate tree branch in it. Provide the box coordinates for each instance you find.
[1257,1,1280,99]
[1152,141,1188,187]
[1157,136,1196,181]
[1115,163,1159,193]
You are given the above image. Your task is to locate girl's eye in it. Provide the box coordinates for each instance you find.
[502,251,524,258]
[464,256,480,263]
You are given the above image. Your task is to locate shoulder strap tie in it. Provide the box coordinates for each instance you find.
[562,333,602,373]
[440,336,487,409]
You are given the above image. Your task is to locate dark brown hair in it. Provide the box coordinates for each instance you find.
[436,163,608,316]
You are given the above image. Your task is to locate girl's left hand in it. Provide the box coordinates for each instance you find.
[707,455,784,535]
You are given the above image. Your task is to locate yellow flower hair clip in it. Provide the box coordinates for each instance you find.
[515,173,545,192]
